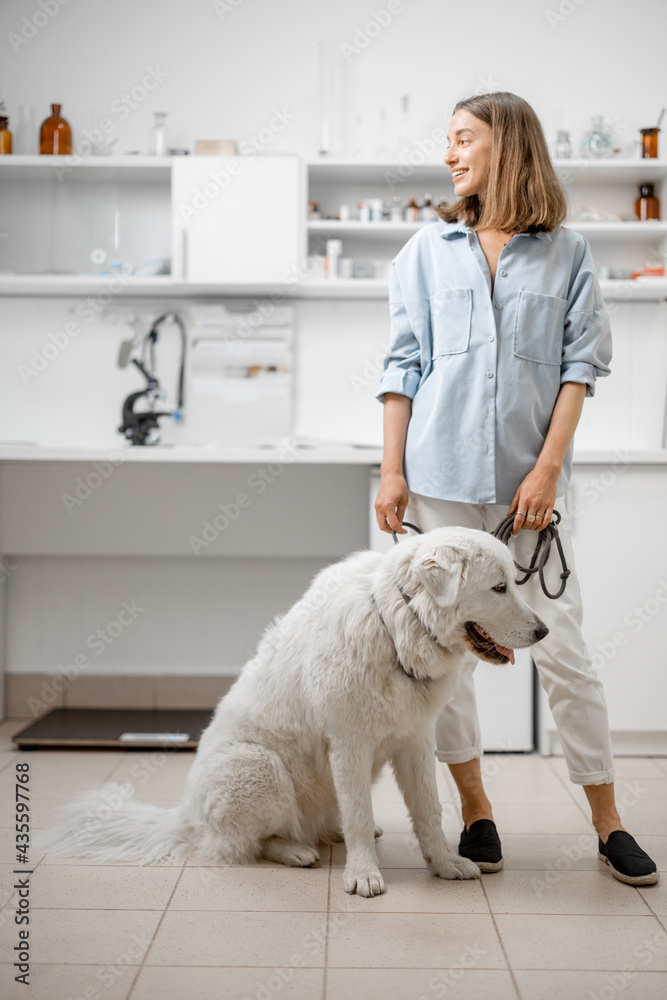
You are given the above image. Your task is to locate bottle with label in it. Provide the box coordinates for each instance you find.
[419,193,437,222]
[40,103,72,154]
[326,238,343,279]
[404,197,419,222]
[635,183,660,221]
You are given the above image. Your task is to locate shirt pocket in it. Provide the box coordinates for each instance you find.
[513,290,568,366]
[429,287,472,357]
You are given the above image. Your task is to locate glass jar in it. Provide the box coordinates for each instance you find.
[555,130,572,159]
[149,112,168,156]
[0,116,12,154]
[14,105,36,154]
[39,103,72,155]
[640,127,660,159]
[635,183,660,221]
[580,115,613,158]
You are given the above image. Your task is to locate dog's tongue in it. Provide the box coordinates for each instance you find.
[495,643,515,664]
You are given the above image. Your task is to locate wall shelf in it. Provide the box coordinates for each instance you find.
[0,154,172,182]
[0,274,664,300]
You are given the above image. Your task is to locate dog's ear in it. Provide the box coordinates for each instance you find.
[414,545,468,606]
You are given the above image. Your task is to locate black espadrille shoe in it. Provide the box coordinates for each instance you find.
[598,830,659,886]
[459,818,503,873]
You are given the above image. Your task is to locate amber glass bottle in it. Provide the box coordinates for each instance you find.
[0,116,12,154]
[635,183,660,221]
[40,103,72,154]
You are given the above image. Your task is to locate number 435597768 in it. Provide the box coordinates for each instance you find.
[15,762,30,864]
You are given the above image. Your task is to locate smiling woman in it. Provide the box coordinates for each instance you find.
[374,90,659,888]
[438,92,567,234]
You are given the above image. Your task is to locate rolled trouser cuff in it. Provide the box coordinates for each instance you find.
[568,766,616,786]
[435,743,484,764]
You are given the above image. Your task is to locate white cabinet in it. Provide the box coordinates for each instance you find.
[538,464,667,754]
[171,155,304,284]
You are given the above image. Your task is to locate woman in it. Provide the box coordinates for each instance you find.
[374,92,657,886]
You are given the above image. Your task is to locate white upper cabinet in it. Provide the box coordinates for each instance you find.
[171,155,304,285]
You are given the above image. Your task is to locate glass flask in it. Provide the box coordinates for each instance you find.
[149,112,168,156]
[580,115,613,158]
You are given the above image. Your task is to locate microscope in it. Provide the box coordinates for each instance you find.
[117,312,186,446]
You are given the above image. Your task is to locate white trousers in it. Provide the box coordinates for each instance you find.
[404,490,615,786]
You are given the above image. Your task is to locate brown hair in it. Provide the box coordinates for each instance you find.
[437,92,567,233]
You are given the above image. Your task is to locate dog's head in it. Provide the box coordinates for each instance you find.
[404,526,548,664]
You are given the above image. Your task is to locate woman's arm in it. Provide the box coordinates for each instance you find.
[375,392,412,534]
[508,381,586,535]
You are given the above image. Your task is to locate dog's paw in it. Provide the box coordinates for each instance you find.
[284,846,320,867]
[343,868,386,897]
[374,824,383,839]
[431,855,481,880]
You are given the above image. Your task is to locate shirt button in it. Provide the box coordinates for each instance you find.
[489,336,495,342]
[487,371,494,378]
[495,302,502,310]
[500,270,508,277]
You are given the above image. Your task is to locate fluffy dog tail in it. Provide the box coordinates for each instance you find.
[35,782,189,865]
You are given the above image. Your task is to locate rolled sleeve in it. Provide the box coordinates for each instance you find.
[376,261,422,403]
[561,239,612,397]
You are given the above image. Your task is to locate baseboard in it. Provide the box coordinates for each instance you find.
[3,673,236,721]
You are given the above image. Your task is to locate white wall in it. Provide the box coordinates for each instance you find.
[2,0,664,163]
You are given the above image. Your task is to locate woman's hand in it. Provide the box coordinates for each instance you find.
[507,465,559,535]
[375,469,409,534]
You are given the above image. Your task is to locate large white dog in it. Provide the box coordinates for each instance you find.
[39,526,547,897]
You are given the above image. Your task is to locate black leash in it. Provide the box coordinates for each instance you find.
[391,514,569,600]
[491,510,570,600]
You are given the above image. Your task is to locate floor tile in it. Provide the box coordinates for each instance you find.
[0,908,162,964]
[495,913,667,970]
[0,962,138,1000]
[497,832,601,870]
[483,869,651,914]
[329,867,488,913]
[515,969,667,1000]
[169,865,329,911]
[326,912,506,968]
[331,832,426,869]
[487,801,591,835]
[146,910,327,966]
[638,879,667,915]
[108,751,196,797]
[131,965,324,1000]
[2,864,181,910]
[326,968,516,1000]
[478,758,573,803]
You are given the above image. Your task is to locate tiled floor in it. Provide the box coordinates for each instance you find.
[1,717,666,999]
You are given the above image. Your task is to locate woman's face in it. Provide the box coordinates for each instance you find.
[444,110,493,198]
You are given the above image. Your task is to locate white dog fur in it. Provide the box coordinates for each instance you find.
[38,526,547,897]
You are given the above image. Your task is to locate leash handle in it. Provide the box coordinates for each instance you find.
[491,509,570,600]
[391,520,423,545]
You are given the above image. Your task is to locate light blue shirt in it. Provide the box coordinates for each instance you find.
[376,219,612,505]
